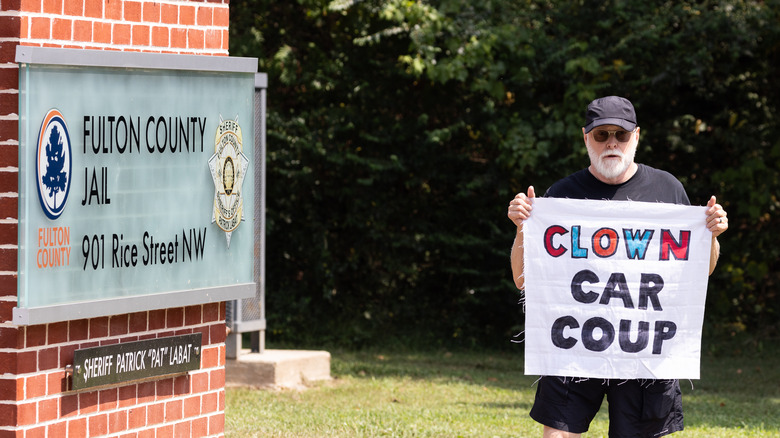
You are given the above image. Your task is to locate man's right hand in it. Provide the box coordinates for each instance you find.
[508,186,536,228]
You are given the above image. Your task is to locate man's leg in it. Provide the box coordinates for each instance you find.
[543,426,581,438]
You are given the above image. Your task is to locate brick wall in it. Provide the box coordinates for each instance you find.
[0,1,232,436]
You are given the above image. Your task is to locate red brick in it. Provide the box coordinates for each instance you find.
[146,402,164,425]
[26,374,46,398]
[98,388,117,411]
[210,368,225,391]
[88,413,108,436]
[173,375,189,395]
[30,16,51,39]
[143,1,160,23]
[69,319,88,341]
[191,371,208,394]
[183,395,200,417]
[157,378,172,399]
[63,0,83,16]
[180,5,196,25]
[187,28,204,50]
[192,416,209,436]
[25,324,45,347]
[138,428,155,438]
[0,326,20,349]
[52,17,72,40]
[0,400,16,426]
[128,312,147,332]
[93,21,111,44]
[157,424,174,438]
[201,346,216,369]
[0,16,21,39]
[137,381,155,404]
[0,41,20,65]
[67,417,87,438]
[79,390,98,415]
[59,343,77,368]
[170,27,187,49]
[208,413,224,436]
[109,314,128,336]
[149,309,165,330]
[151,26,168,47]
[160,4,178,25]
[118,385,136,408]
[0,119,19,145]
[113,23,131,45]
[47,371,66,395]
[19,1,41,13]
[173,420,191,437]
[84,0,102,18]
[108,410,127,434]
[73,20,91,42]
[210,322,226,344]
[0,378,17,402]
[183,305,201,326]
[166,308,183,328]
[90,317,108,338]
[39,397,58,422]
[0,353,16,376]
[0,223,16,246]
[196,6,213,26]
[222,29,229,51]
[61,393,78,417]
[48,321,68,344]
[0,246,15,271]
[165,399,182,422]
[128,405,146,429]
[17,350,36,374]
[47,421,67,437]
[17,401,35,426]
[219,302,226,320]
[43,0,62,14]
[0,92,17,116]
[214,6,229,27]
[124,1,142,22]
[0,67,19,91]
[0,300,15,323]
[105,0,122,20]
[38,346,58,370]
[27,425,46,438]
[132,25,150,46]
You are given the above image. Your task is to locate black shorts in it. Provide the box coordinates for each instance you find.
[529,376,684,437]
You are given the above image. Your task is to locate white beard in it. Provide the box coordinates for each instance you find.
[587,139,637,181]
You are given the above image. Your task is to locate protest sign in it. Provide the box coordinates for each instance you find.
[523,198,711,380]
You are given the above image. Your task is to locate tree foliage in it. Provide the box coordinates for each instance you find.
[230,0,780,350]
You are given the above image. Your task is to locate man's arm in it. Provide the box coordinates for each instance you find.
[507,186,535,289]
[705,195,728,275]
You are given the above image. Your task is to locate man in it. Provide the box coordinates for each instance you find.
[507,96,729,438]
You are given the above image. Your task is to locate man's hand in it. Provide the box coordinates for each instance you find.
[706,195,728,238]
[508,186,536,227]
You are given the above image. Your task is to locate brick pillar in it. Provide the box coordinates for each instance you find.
[0,1,232,436]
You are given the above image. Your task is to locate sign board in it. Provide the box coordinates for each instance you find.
[71,333,202,390]
[15,47,258,324]
[523,198,711,380]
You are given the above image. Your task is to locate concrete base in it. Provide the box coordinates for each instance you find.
[225,349,331,389]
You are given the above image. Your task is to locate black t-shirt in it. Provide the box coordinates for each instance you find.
[544,164,690,205]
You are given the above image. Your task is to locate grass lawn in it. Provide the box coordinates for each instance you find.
[225,347,780,437]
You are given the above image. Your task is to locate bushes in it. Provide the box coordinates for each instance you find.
[230,0,780,349]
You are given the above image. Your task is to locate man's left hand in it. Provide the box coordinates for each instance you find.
[706,196,728,238]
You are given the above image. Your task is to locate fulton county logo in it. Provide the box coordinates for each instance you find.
[36,109,73,220]
[208,116,249,248]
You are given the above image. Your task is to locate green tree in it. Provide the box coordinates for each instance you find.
[230,0,780,349]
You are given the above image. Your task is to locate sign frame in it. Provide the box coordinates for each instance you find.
[14,46,259,326]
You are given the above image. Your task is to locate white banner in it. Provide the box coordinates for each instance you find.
[523,198,711,379]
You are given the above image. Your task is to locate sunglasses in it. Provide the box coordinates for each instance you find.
[591,128,636,143]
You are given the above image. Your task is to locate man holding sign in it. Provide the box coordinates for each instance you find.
[507,96,729,438]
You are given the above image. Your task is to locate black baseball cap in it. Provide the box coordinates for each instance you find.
[583,96,637,133]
